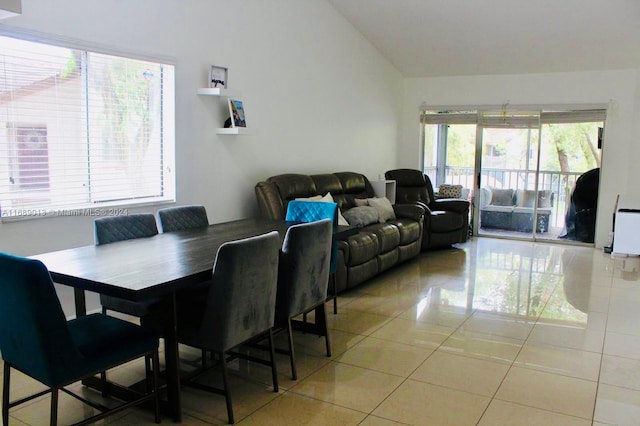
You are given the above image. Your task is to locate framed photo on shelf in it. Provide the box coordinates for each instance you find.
[209,65,228,89]
[228,98,247,128]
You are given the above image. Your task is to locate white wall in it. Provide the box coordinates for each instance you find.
[0,0,403,255]
[400,70,640,247]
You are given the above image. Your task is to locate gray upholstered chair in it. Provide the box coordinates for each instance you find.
[157,205,209,233]
[170,231,281,424]
[275,219,333,380]
[94,213,160,317]
[0,252,160,425]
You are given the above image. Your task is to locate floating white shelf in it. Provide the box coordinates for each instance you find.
[216,127,249,135]
[197,87,241,97]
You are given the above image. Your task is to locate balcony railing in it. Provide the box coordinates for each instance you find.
[425,166,584,228]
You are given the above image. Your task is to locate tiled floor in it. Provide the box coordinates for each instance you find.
[4,237,640,425]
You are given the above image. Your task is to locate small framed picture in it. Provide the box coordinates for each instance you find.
[209,65,228,89]
[228,99,247,128]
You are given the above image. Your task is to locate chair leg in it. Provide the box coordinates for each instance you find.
[267,329,279,393]
[330,273,338,314]
[3,362,10,426]
[220,352,234,424]
[202,349,208,370]
[151,352,161,424]
[319,303,332,357]
[50,388,58,426]
[100,371,108,397]
[286,318,297,380]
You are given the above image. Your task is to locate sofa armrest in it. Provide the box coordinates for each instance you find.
[393,203,425,221]
[255,181,286,220]
[431,199,470,214]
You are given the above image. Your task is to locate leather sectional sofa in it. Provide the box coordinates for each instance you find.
[255,172,425,295]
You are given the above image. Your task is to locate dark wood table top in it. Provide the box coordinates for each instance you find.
[31,218,289,301]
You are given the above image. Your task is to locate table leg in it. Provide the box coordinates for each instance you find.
[163,293,182,422]
[73,288,87,317]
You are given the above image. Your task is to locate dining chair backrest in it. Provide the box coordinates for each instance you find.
[276,219,333,319]
[196,231,280,352]
[0,252,78,386]
[94,213,158,245]
[94,213,160,317]
[285,200,338,273]
[157,205,209,233]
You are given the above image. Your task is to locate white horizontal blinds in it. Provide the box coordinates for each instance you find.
[540,110,606,124]
[421,110,477,125]
[86,53,164,203]
[0,37,88,212]
[478,111,540,129]
[0,35,174,216]
[421,109,606,126]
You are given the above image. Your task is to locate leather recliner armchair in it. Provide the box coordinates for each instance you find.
[385,169,470,250]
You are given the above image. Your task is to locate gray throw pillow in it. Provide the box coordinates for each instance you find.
[343,206,379,227]
[538,190,552,208]
[490,188,514,206]
[367,197,396,223]
[515,190,536,208]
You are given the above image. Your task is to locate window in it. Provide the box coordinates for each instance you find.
[0,36,175,219]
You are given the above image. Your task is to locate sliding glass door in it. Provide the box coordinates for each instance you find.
[477,112,542,239]
[421,108,605,244]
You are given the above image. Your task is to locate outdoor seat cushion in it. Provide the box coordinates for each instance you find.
[513,207,552,215]
[481,205,515,213]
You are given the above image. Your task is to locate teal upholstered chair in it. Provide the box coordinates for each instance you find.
[275,219,333,380]
[163,231,281,424]
[285,200,340,314]
[94,213,160,317]
[0,252,160,425]
[157,205,209,233]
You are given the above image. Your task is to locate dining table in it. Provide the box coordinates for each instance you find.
[30,217,356,421]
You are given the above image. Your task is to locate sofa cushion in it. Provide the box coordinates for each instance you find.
[311,174,343,195]
[388,218,421,245]
[346,232,379,266]
[343,206,379,227]
[366,223,400,253]
[515,189,533,208]
[515,189,553,208]
[481,205,515,213]
[538,191,553,208]
[269,174,316,201]
[489,188,514,206]
[335,172,374,205]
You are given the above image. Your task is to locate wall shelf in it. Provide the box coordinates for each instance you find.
[198,88,246,135]
[197,87,241,97]
[216,127,249,135]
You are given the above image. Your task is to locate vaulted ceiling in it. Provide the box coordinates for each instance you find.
[327,0,640,77]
